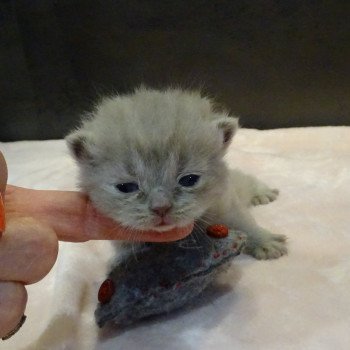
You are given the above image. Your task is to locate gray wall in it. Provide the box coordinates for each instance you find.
[1,0,349,141]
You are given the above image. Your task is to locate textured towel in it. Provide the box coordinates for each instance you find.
[1,127,350,350]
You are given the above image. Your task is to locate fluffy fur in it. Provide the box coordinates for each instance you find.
[66,87,287,259]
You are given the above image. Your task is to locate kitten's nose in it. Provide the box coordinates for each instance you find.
[151,204,172,217]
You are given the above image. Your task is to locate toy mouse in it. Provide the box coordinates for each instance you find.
[95,225,246,327]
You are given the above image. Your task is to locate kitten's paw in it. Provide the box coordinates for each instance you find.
[251,188,279,206]
[245,234,287,260]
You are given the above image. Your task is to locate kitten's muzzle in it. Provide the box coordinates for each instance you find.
[149,188,172,218]
[151,204,172,218]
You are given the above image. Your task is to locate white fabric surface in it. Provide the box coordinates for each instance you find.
[1,127,349,350]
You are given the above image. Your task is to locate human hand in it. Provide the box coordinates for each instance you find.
[0,152,193,339]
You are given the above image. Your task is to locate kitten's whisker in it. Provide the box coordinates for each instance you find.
[191,226,208,260]
[195,219,217,248]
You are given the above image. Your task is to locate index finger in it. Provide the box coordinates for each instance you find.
[5,185,194,243]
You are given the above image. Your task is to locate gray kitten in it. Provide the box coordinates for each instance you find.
[66,87,287,259]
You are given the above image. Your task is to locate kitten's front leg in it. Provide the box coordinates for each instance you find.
[243,227,287,260]
[214,192,287,260]
[231,206,287,260]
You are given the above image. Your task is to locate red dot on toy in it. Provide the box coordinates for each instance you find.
[213,252,221,259]
[206,224,229,238]
[98,279,115,304]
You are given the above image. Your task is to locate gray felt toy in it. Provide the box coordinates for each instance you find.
[95,225,247,327]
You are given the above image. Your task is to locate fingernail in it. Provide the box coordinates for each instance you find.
[0,193,5,234]
[1,315,27,341]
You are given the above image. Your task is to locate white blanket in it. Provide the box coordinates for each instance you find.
[1,127,349,350]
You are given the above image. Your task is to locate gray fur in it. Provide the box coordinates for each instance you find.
[66,87,287,259]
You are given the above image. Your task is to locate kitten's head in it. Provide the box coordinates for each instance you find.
[66,87,238,232]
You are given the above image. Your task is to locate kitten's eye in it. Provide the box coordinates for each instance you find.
[116,182,139,193]
[178,174,200,187]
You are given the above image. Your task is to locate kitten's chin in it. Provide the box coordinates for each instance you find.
[149,216,179,232]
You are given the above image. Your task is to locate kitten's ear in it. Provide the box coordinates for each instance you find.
[65,131,96,164]
[213,117,239,149]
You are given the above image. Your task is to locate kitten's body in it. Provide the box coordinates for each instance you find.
[67,87,287,259]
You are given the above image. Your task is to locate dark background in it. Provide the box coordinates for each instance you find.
[1,0,349,141]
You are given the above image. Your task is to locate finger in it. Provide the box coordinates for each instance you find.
[5,185,125,242]
[5,185,194,243]
[130,224,194,242]
[0,281,27,339]
[0,217,58,284]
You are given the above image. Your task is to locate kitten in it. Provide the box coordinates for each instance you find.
[66,87,287,259]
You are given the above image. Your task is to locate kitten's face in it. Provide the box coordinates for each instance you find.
[78,144,229,232]
[67,88,238,232]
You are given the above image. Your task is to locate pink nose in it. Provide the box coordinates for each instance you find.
[152,205,172,217]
